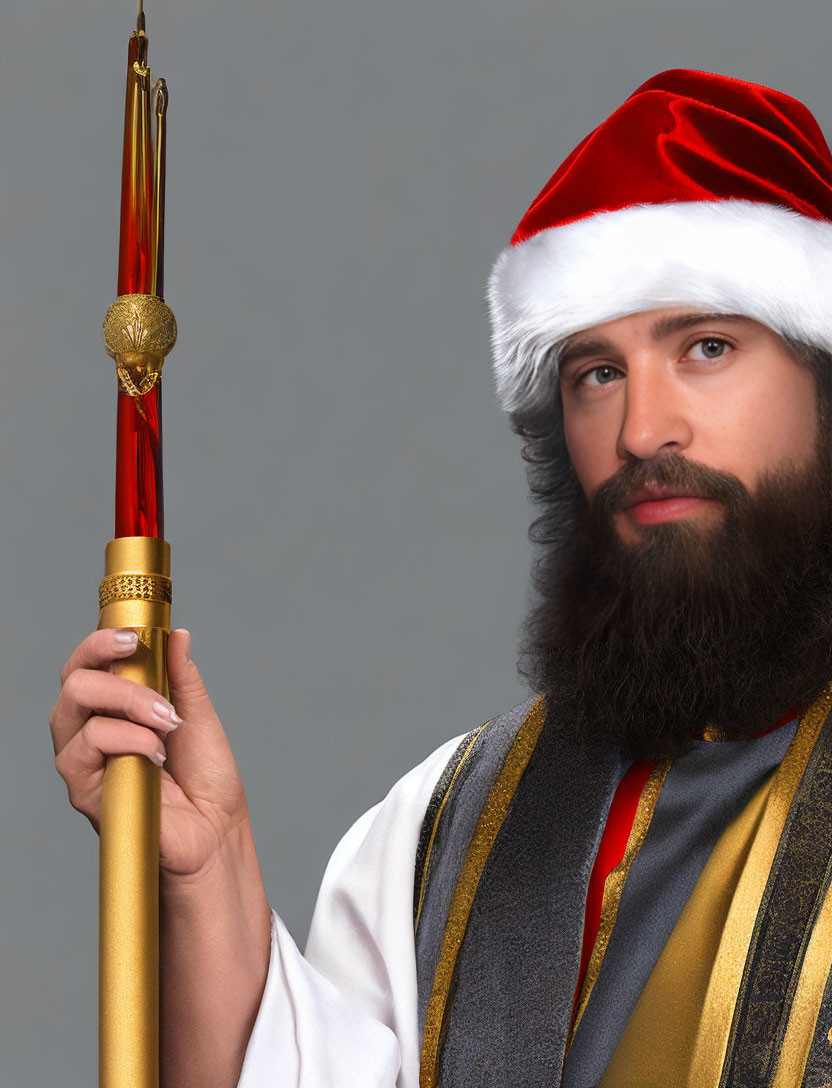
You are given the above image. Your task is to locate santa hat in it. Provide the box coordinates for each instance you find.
[488,69,832,414]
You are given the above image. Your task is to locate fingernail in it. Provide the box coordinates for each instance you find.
[151,750,166,767]
[114,630,138,649]
[175,629,192,663]
[153,700,182,726]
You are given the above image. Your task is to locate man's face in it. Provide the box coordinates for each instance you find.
[521,305,832,759]
[557,308,820,544]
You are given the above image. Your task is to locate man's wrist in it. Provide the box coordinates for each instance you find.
[160,816,271,956]
[159,816,272,1088]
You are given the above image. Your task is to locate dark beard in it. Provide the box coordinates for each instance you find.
[519,434,832,763]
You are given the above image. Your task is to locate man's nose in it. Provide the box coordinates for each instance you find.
[615,363,694,462]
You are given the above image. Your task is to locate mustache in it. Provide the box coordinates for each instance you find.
[589,453,749,518]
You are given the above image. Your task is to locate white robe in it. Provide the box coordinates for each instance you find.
[237,734,464,1087]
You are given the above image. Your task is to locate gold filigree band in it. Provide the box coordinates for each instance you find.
[98,572,172,610]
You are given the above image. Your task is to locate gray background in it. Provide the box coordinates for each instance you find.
[2,0,831,1081]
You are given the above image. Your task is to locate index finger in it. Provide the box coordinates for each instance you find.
[60,628,140,687]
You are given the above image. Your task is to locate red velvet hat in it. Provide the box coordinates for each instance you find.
[488,69,832,412]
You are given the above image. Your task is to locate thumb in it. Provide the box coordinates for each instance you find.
[163,629,246,826]
[167,629,220,727]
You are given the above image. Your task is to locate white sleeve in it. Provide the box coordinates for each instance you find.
[237,734,465,1088]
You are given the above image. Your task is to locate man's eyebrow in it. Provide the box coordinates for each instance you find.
[649,311,749,340]
[557,337,615,373]
[557,312,751,373]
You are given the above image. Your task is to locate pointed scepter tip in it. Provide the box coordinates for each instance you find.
[137,0,146,34]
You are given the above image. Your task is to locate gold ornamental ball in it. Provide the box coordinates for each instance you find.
[103,293,178,365]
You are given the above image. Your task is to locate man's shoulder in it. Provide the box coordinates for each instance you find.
[418,695,540,815]
[412,696,541,917]
[395,694,542,836]
[321,696,540,887]
[307,696,542,976]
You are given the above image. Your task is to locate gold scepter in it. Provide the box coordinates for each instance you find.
[97,3,176,1084]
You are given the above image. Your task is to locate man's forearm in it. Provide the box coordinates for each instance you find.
[160,818,272,1088]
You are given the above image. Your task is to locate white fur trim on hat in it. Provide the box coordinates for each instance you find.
[487,199,832,413]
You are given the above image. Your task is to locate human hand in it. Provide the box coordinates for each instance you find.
[50,628,251,881]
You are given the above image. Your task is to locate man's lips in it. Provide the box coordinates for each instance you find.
[622,487,712,525]
[624,486,705,508]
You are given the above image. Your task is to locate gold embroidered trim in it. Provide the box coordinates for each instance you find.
[702,726,733,742]
[689,684,832,1084]
[771,876,832,1088]
[418,696,546,1088]
[414,723,489,934]
[566,759,671,1054]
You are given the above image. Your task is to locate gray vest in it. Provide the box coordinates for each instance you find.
[413,696,832,1088]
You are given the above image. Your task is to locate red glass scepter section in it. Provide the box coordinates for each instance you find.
[115,20,165,539]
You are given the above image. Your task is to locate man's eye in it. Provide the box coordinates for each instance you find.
[580,365,621,386]
[689,337,730,360]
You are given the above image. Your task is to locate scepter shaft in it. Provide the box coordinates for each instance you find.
[97,7,176,1085]
[115,21,164,540]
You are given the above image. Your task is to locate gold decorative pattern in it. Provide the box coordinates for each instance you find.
[98,572,172,610]
[419,696,546,1088]
[566,759,671,1054]
[689,684,832,1083]
[116,365,159,397]
[414,723,489,934]
[702,726,732,742]
[771,878,832,1087]
[103,293,177,358]
[102,293,177,395]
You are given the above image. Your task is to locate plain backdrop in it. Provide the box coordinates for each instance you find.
[2,0,832,1081]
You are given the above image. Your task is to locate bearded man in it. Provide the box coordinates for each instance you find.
[50,69,832,1088]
